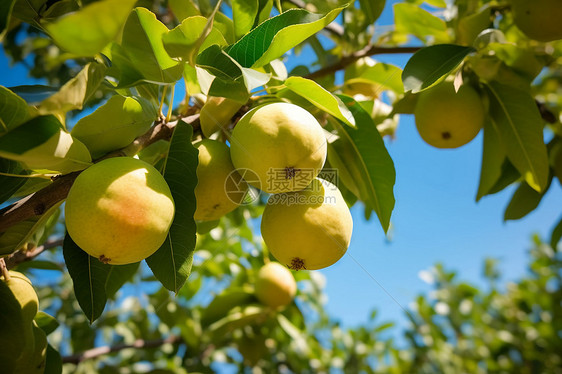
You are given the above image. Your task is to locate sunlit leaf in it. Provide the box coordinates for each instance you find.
[0,86,32,133]
[71,95,157,158]
[0,116,92,173]
[486,82,549,192]
[121,8,184,84]
[46,0,136,56]
[285,76,355,126]
[402,44,474,93]
[394,3,450,44]
[226,7,345,68]
[163,15,227,59]
[39,62,107,114]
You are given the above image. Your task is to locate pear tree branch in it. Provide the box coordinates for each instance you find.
[62,335,183,364]
[4,238,64,270]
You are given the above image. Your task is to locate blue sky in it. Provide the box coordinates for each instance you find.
[1,0,561,337]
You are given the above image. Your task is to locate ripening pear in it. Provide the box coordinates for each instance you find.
[65,157,175,264]
[511,0,562,42]
[343,57,381,98]
[261,178,353,270]
[414,81,485,149]
[1,271,40,373]
[194,139,248,221]
[254,262,297,308]
[230,102,327,194]
[0,279,26,372]
[14,322,47,374]
[199,96,243,137]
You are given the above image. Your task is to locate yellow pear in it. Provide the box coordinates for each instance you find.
[230,102,327,194]
[414,81,485,149]
[343,57,381,98]
[261,178,353,270]
[199,96,243,137]
[65,157,175,264]
[194,139,248,221]
[14,322,47,374]
[511,0,562,42]
[254,262,297,308]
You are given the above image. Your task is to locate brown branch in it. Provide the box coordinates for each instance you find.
[62,335,183,364]
[0,114,200,235]
[4,238,64,270]
[305,45,422,80]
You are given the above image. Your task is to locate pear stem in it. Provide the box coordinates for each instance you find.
[0,258,10,280]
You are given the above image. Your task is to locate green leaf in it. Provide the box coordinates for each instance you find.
[44,344,63,374]
[488,159,520,195]
[11,0,46,24]
[359,0,385,25]
[102,43,145,88]
[8,85,59,104]
[394,3,450,44]
[196,45,270,102]
[71,95,157,158]
[208,305,268,341]
[226,7,345,68]
[232,0,259,39]
[550,216,562,249]
[0,0,16,38]
[105,262,140,299]
[34,311,59,335]
[485,82,549,192]
[504,176,552,221]
[0,86,32,133]
[62,233,110,323]
[277,313,310,355]
[476,120,506,201]
[0,116,92,173]
[121,8,184,84]
[0,202,61,256]
[15,260,62,272]
[39,62,107,114]
[146,121,198,293]
[168,0,200,21]
[345,62,404,94]
[284,76,355,126]
[163,15,227,59]
[202,287,256,327]
[45,0,136,56]
[402,44,475,93]
[0,158,28,205]
[331,95,396,232]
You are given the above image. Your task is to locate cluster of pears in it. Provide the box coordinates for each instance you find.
[64,98,353,271]
[413,80,485,149]
[194,98,354,271]
[0,271,47,373]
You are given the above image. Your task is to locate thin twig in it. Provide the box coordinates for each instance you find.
[62,335,183,364]
[305,45,422,80]
[0,258,10,280]
[4,238,64,270]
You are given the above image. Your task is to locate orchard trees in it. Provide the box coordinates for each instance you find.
[0,0,561,372]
